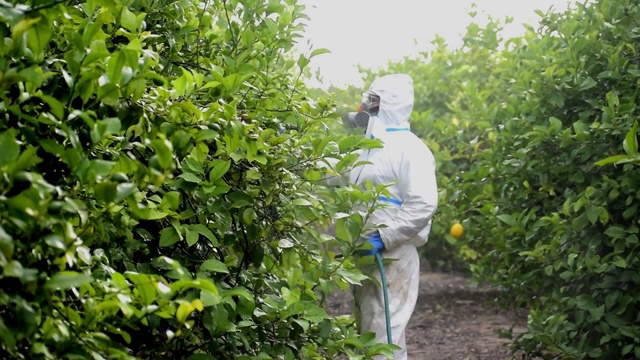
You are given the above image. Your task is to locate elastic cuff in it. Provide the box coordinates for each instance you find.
[378,229,393,251]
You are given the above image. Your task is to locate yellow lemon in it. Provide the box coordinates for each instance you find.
[450,223,464,238]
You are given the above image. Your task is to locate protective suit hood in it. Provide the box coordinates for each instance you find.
[365,74,414,138]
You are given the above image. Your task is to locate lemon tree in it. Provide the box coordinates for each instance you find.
[0,0,396,359]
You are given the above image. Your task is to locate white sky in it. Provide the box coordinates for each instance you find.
[296,0,578,89]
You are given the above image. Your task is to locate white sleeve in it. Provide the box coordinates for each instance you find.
[379,147,438,250]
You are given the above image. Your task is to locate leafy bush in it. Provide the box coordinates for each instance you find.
[0,0,395,359]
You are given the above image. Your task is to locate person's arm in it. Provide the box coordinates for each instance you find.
[378,147,438,250]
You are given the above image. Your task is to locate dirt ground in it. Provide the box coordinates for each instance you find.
[327,263,529,360]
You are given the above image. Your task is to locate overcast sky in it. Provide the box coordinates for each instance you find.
[296,0,579,89]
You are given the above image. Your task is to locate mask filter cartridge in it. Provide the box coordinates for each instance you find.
[344,111,371,128]
[342,91,380,129]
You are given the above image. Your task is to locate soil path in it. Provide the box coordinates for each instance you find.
[327,264,528,360]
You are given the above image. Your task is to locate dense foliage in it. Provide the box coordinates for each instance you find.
[355,0,640,358]
[5,0,640,358]
[0,0,396,359]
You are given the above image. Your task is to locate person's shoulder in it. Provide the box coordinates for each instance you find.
[404,132,433,152]
[387,132,434,159]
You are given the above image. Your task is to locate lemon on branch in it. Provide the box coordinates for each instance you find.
[450,223,464,238]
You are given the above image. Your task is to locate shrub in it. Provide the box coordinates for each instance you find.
[0,0,393,359]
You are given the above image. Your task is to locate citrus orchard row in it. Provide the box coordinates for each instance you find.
[345,0,640,358]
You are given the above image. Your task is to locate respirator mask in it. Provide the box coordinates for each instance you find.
[343,91,380,129]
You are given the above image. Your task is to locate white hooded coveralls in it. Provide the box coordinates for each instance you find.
[327,74,438,359]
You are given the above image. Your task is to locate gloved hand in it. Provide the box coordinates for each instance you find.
[363,231,385,255]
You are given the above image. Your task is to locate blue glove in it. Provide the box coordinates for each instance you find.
[363,231,385,255]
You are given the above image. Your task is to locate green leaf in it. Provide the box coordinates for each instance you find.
[444,234,458,245]
[162,191,181,210]
[595,154,632,166]
[95,182,117,203]
[579,76,597,91]
[613,257,626,268]
[334,218,352,242]
[303,305,328,322]
[127,197,169,220]
[587,348,603,358]
[127,274,156,305]
[200,290,220,307]
[151,138,174,170]
[292,198,313,206]
[550,92,564,107]
[199,259,229,273]
[91,118,121,143]
[0,131,20,168]
[200,81,221,91]
[585,206,599,225]
[9,146,40,174]
[242,208,256,224]
[229,191,253,208]
[297,54,310,69]
[293,319,309,332]
[115,183,136,203]
[623,121,638,156]
[572,213,589,232]
[184,157,204,175]
[589,305,605,321]
[496,214,517,227]
[220,73,246,94]
[604,226,625,239]
[548,117,562,133]
[605,314,625,328]
[575,295,596,310]
[208,160,231,182]
[159,227,180,247]
[335,268,367,285]
[310,48,331,58]
[340,335,365,349]
[45,272,93,290]
[0,318,16,355]
[25,19,52,62]
[12,17,39,40]
[263,3,282,15]
[222,288,253,301]
[187,355,216,360]
[176,302,194,323]
[623,205,637,219]
[173,72,187,97]
[189,224,217,245]
[186,230,199,246]
[39,95,64,119]
[171,279,218,296]
[89,159,115,177]
[620,326,638,340]
[179,172,201,183]
[0,226,14,263]
[120,7,138,32]
[106,51,127,84]
[598,206,610,224]
[338,135,363,153]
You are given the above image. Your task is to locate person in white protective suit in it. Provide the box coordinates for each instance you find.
[325,73,438,360]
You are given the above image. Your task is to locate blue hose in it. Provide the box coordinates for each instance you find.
[374,253,392,345]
